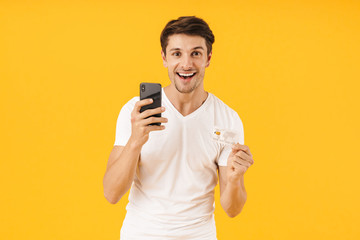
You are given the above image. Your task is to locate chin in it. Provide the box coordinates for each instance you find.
[175,82,198,94]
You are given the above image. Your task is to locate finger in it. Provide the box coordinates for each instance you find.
[231,147,238,155]
[232,158,251,168]
[232,144,252,157]
[232,162,248,174]
[133,98,153,113]
[146,124,166,132]
[235,151,254,165]
[232,143,249,152]
[139,106,166,119]
[143,117,168,126]
[230,143,242,155]
[233,157,253,167]
[235,150,249,160]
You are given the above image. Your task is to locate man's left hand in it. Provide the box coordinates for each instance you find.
[227,143,254,183]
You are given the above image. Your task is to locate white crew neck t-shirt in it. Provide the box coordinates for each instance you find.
[114,90,244,240]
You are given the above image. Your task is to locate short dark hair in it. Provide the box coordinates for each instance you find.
[160,16,215,56]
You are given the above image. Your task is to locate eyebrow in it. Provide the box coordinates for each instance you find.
[169,46,204,52]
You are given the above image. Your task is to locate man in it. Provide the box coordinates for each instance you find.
[103,16,254,239]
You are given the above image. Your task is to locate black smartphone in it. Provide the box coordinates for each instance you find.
[140,83,162,126]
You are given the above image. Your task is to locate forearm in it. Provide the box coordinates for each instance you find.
[103,138,142,204]
[220,175,247,217]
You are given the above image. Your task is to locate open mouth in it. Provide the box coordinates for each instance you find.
[176,72,196,80]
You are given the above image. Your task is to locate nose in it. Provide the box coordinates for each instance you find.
[180,54,192,70]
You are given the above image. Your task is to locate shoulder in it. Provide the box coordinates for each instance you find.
[209,93,245,143]
[209,93,242,121]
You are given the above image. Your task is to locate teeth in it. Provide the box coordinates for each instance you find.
[178,73,195,77]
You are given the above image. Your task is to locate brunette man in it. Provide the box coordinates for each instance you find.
[103,16,254,240]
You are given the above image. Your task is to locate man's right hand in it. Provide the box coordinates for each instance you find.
[129,98,167,148]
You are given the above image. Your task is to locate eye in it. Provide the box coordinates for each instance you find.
[172,52,181,57]
[192,51,201,56]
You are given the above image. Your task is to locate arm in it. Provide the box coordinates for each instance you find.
[218,144,254,217]
[102,141,141,204]
[103,99,167,204]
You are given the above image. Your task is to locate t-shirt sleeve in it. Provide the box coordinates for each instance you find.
[113,97,138,146]
[217,112,245,166]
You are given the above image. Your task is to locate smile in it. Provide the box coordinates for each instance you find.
[176,72,196,79]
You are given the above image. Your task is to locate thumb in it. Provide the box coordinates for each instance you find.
[230,144,238,155]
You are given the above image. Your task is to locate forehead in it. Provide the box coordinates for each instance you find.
[166,34,207,52]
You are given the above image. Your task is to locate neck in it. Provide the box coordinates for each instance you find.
[164,84,208,117]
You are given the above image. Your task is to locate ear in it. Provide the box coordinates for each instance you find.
[205,52,212,67]
[161,50,168,68]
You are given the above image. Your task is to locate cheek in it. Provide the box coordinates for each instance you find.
[195,59,208,68]
[168,61,179,71]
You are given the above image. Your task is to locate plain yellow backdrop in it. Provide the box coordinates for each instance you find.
[1,0,359,239]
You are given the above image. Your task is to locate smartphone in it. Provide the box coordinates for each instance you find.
[140,83,162,126]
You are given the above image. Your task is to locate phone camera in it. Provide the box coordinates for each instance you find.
[141,85,145,92]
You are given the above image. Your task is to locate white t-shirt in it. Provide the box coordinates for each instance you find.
[114,90,244,240]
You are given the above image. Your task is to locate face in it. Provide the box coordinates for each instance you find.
[162,34,212,94]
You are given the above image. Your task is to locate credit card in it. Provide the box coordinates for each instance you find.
[213,127,241,146]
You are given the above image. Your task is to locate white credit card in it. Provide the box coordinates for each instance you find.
[212,127,241,146]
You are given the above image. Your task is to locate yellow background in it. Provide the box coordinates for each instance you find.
[1,0,359,239]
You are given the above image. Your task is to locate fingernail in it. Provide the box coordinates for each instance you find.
[161,107,165,111]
